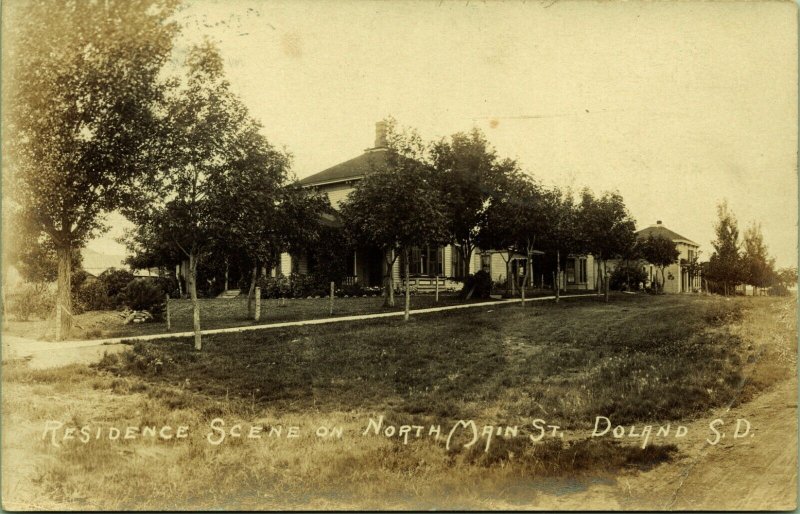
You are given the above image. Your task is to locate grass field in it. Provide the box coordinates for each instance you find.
[2,293,795,509]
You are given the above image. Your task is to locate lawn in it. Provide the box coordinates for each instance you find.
[5,291,567,341]
[2,294,795,510]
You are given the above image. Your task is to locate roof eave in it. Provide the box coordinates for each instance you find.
[300,175,365,188]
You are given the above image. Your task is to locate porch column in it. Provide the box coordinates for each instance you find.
[279,252,292,277]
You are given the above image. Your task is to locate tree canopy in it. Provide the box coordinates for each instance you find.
[576,190,637,300]
[430,128,505,277]
[5,0,179,338]
[741,222,775,291]
[340,120,449,311]
[705,200,746,295]
[638,234,680,292]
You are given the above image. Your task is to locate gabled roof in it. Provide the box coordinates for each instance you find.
[299,148,389,187]
[636,224,698,246]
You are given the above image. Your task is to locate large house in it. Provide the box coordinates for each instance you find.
[278,122,597,292]
[636,221,701,293]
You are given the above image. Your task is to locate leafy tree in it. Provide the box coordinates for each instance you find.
[4,0,178,339]
[475,162,526,295]
[776,267,798,288]
[126,41,252,350]
[481,172,551,302]
[430,129,505,278]
[539,187,579,301]
[510,177,548,297]
[742,222,776,294]
[7,216,83,288]
[705,201,745,295]
[122,223,187,296]
[210,120,314,316]
[340,121,449,318]
[684,252,704,293]
[278,183,331,274]
[638,234,680,292]
[575,190,637,301]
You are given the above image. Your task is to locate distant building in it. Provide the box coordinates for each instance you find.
[281,121,596,292]
[636,221,701,293]
[81,248,128,277]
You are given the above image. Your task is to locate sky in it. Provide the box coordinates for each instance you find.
[89,0,798,268]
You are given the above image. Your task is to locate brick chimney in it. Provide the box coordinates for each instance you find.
[374,121,387,148]
[657,220,663,225]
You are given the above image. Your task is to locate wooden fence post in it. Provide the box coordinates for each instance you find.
[330,281,335,315]
[254,287,261,321]
[166,294,171,330]
[435,275,439,303]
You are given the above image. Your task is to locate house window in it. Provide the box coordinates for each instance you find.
[566,259,576,284]
[404,246,443,277]
[481,253,492,274]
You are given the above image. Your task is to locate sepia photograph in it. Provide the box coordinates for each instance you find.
[1,0,797,510]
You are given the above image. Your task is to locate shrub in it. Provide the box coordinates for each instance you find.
[460,270,492,300]
[152,275,181,298]
[121,279,165,319]
[251,273,330,299]
[74,279,112,313]
[7,285,54,321]
[98,268,135,306]
[339,282,366,297]
[768,284,791,297]
[610,262,648,291]
[70,269,91,298]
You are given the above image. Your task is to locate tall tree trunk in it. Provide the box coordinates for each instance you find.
[505,258,512,295]
[595,259,600,295]
[247,264,257,317]
[555,249,561,303]
[55,244,72,341]
[604,261,609,302]
[188,252,201,351]
[175,264,183,298]
[383,250,396,308]
[403,248,411,321]
[224,259,229,291]
[527,250,534,289]
[460,244,473,279]
[511,258,517,296]
[625,260,630,291]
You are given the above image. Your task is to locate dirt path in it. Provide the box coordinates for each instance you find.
[568,297,798,510]
[619,376,797,510]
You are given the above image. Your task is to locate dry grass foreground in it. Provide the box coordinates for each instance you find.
[2,294,796,510]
